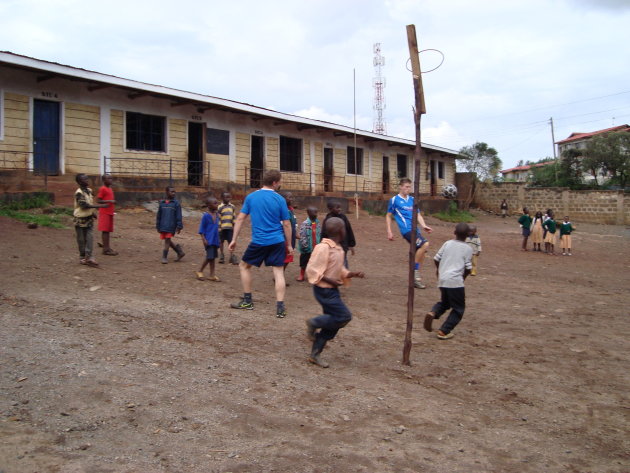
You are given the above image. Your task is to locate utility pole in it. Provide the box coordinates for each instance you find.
[550,117,558,182]
[402,24,426,366]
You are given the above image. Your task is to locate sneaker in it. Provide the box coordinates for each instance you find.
[219,254,225,264]
[306,320,316,341]
[423,312,434,332]
[562,252,566,256]
[436,330,454,340]
[568,252,572,256]
[230,299,253,310]
[308,355,329,368]
[276,308,287,318]
[161,257,168,264]
[414,279,426,289]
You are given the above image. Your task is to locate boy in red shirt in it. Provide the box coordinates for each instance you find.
[96,174,118,256]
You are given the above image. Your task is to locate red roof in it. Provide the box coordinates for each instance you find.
[500,162,554,174]
[556,124,630,145]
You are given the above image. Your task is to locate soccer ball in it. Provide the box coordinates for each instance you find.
[441,184,458,199]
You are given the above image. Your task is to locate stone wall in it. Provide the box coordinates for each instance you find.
[474,182,629,225]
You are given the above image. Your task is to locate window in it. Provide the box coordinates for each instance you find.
[438,161,445,179]
[126,112,166,152]
[207,127,229,155]
[347,146,364,175]
[279,136,302,172]
[397,154,407,178]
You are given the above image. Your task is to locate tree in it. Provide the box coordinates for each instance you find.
[585,131,630,187]
[458,142,503,182]
[558,148,584,188]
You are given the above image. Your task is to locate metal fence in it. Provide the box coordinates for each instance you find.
[244,167,399,195]
[0,150,54,190]
[104,156,211,189]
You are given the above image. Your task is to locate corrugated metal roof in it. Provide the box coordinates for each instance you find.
[556,125,630,145]
[0,51,459,156]
[500,161,553,174]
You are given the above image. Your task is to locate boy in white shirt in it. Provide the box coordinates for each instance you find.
[423,223,473,340]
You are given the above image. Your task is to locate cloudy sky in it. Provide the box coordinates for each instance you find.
[1,0,629,170]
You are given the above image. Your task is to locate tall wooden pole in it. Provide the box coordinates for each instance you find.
[402,24,426,366]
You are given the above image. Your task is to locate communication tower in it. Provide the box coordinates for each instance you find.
[372,43,386,135]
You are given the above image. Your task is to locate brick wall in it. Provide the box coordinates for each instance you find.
[474,182,628,225]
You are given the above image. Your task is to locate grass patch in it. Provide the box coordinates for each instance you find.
[0,193,70,228]
[433,201,475,223]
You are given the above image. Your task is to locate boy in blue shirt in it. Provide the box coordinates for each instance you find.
[385,178,433,288]
[196,197,221,281]
[156,186,184,264]
[228,170,293,317]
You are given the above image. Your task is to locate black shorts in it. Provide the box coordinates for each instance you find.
[242,242,285,267]
[205,245,219,260]
[403,230,428,249]
[220,229,233,243]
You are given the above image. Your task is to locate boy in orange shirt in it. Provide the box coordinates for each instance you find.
[305,217,365,368]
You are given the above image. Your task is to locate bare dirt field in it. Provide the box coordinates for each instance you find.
[1,204,629,473]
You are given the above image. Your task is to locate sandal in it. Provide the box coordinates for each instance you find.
[103,249,119,256]
[79,258,87,265]
[195,272,205,281]
[86,258,99,267]
[207,275,220,282]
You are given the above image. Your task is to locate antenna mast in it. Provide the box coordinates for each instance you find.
[373,43,387,134]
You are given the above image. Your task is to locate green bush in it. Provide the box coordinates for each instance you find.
[433,201,475,223]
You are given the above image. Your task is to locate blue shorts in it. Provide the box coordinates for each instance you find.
[242,241,286,267]
[522,227,531,237]
[205,245,219,260]
[403,230,428,249]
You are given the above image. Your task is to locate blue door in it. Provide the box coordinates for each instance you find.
[33,99,60,175]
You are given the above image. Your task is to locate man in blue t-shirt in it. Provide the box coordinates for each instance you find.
[385,177,433,288]
[229,169,293,317]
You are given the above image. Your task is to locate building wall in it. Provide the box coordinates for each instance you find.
[474,182,628,225]
[0,92,30,168]
[64,102,100,175]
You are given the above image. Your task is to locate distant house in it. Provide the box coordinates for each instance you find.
[556,124,630,184]
[500,162,554,182]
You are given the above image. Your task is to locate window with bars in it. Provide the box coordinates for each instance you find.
[279,136,302,172]
[347,146,364,175]
[126,112,166,152]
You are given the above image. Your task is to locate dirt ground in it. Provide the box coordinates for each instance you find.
[1,204,629,473]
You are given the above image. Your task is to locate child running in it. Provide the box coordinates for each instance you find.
[73,173,108,267]
[560,216,575,256]
[218,192,238,265]
[196,197,221,281]
[465,225,481,276]
[296,206,321,282]
[543,211,558,256]
[530,211,544,252]
[518,207,532,251]
[321,200,356,268]
[305,217,365,368]
[156,186,185,264]
[423,223,473,340]
[96,174,118,256]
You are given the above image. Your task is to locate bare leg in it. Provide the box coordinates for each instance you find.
[209,259,216,278]
[272,265,286,302]
[199,258,209,273]
[239,261,253,293]
[102,231,111,251]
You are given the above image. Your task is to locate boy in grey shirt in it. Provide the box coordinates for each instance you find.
[423,223,473,340]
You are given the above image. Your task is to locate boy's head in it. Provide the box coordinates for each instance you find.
[102,174,113,186]
[263,169,282,190]
[468,225,477,236]
[281,191,293,207]
[221,192,231,204]
[523,207,529,214]
[399,178,412,196]
[165,186,176,200]
[206,196,218,211]
[75,173,89,187]
[323,216,346,242]
[307,206,318,220]
[564,215,569,221]
[454,222,470,241]
[327,200,342,215]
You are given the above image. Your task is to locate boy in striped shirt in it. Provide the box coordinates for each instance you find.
[218,192,238,264]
